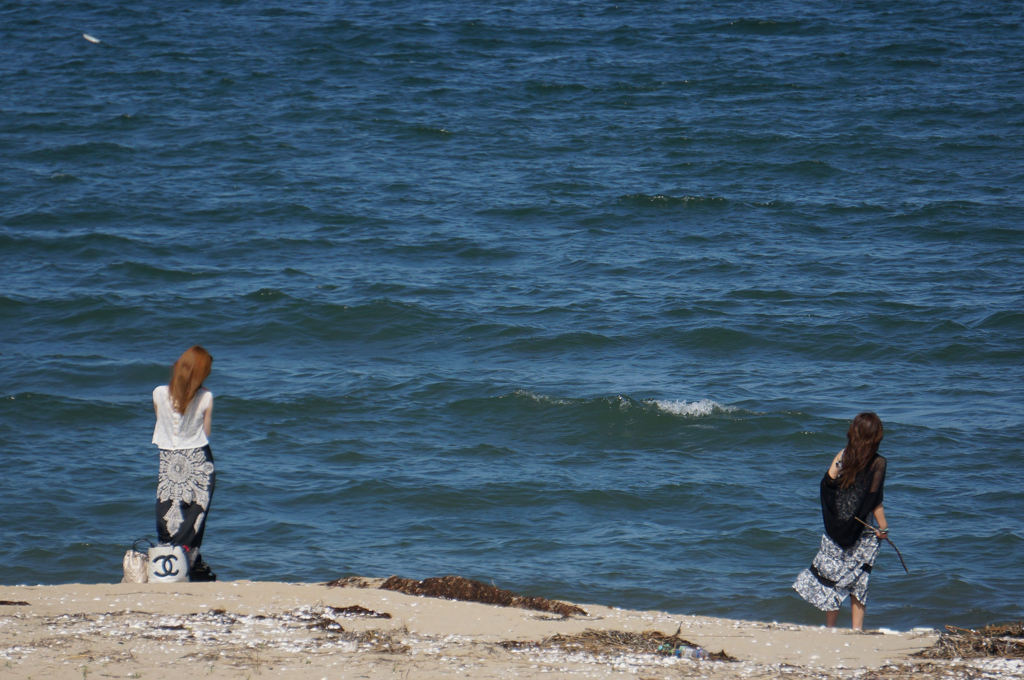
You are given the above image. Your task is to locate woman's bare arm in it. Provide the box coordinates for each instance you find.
[827,449,844,479]
[204,398,213,438]
[872,505,889,538]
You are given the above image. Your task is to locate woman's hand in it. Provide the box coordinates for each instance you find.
[874,528,889,540]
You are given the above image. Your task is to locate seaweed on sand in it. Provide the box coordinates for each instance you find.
[300,610,407,653]
[914,621,1024,660]
[352,627,410,654]
[499,627,737,661]
[378,575,587,617]
[327,574,588,617]
[324,576,383,589]
[304,605,391,628]
[328,604,392,619]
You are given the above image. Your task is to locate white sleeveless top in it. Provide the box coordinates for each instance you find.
[152,385,212,450]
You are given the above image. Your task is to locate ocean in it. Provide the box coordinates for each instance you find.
[1,0,1021,630]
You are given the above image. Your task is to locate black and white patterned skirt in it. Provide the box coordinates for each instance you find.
[793,531,880,611]
[155,445,215,562]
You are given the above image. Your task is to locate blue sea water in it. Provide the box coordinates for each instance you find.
[1,1,1022,630]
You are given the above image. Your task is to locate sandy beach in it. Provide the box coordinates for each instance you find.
[1,579,1017,680]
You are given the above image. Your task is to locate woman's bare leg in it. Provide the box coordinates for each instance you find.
[851,595,865,630]
[826,610,839,627]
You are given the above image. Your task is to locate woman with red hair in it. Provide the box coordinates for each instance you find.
[793,412,889,630]
[152,346,216,581]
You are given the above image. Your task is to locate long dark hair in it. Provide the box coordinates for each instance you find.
[840,412,883,488]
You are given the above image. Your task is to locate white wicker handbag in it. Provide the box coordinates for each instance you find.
[121,539,152,583]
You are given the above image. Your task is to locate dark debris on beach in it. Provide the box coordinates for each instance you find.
[914,622,1024,660]
[328,604,392,619]
[327,574,587,617]
[500,627,737,661]
[352,627,410,654]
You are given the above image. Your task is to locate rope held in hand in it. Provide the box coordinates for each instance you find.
[855,516,909,573]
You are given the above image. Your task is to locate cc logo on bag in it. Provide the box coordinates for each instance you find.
[152,554,180,578]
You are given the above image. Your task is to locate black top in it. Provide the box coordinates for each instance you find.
[820,453,886,549]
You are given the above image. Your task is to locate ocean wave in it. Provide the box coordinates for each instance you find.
[108,261,222,282]
[507,331,620,353]
[617,193,728,208]
[648,399,736,417]
[385,238,519,260]
[19,141,136,163]
[525,80,588,94]
[778,159,841,178]
[716,18,827,37]
[976,310,1024,330]
[0,232,144,259]
[510,389,575,406]
[409,124,454,137]
[510,390,735,418]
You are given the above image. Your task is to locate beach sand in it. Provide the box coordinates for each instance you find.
[0,580,1016,679]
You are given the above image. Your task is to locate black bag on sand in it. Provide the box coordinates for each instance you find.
[189,555,217,582]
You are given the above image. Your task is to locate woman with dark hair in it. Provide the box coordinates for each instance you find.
[152,346,216,581]
[793,412,889,629]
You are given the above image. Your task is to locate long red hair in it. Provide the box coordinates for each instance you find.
[169,346,212,414]
[840,412,884,488]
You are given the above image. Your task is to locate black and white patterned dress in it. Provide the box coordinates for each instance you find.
[793,531,880,610]
[156,446,216,563]
[152,385,215,569]
[793,453,887,611]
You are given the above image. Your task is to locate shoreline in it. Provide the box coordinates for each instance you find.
[0,580,1016,679]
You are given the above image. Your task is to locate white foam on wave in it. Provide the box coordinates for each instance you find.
[511,389,575,405]
[650,398,735,417]
[511,390,737,417]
